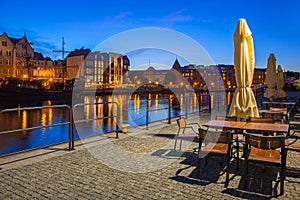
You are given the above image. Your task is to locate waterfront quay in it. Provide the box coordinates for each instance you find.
[1,113,300,199]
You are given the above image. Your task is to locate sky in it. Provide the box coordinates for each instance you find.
[1,0,300,72]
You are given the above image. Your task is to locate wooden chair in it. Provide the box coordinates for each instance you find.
[215,116,240,166]
[196,127,236,187]
[243,133,286,196]
[174,118,199,150]
[271,107,288,122]
[262,102,273,110]
[262,110,285,124]
[285,130,300,151]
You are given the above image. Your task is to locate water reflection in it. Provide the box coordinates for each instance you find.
[0,91,233,156]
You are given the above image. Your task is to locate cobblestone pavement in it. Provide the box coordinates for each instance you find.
[1,114,300,199]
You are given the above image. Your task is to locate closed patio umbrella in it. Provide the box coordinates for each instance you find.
[264,53,277,99]
[276,65,286,98]
[228,19,259,120]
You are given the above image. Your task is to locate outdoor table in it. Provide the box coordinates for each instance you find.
[242,122,289,134]
[202,120,247,130]
[202,120,289,135]
[262,101,296,106]
[259,109,288,116]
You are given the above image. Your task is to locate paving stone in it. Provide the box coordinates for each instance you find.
[0,113,300,199]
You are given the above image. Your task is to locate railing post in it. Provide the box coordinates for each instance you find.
[185,95,188,119]
[209,94,212,113]
[70,106,74,150]
[146,98,149,130]
[115,102,119,138]
[198,93,201,116]
[168,97,171,124]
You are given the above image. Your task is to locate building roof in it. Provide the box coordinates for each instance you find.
[34,52,44,60]
[9,37,21,45]
[44,56,53,61]
[171,59,182,72]
[67,47,91,58]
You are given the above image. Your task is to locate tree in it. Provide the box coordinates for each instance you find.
[295,79,300,91]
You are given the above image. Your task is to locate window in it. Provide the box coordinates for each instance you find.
[6,59,10,65]
[7,69,11,74]
[6,51,12,56]
[0,50,2,56]
[2,41,7,46]
[0,60,2,65]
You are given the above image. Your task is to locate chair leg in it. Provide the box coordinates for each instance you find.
[280,165,284,196]
[243,159,248,188]
[280,151,287,196]
[174,137,178,150]
[236,140,239,170]
[225,157,230,187]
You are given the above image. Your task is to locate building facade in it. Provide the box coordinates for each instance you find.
[83,51,129,88]
[0,32,34,80]
[125,60,267,91]
[0,32,65,89]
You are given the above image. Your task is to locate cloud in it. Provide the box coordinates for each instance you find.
[157,10,193,26]
[114,12,132,20]
[97,11,134,28]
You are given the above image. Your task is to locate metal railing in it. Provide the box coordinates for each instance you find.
[72,101,120,138]
[0,94,215,157]
[145,97,171,129]
[144,95,213,129]
[0,105,74,151]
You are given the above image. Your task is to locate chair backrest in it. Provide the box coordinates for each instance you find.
[262,112,284,122]
[215,116,237,121]
[262,102,273,109]
[248,117,273,124]
[177,118,186,129]
[245,133,284,150]
[270,107,287,112]
[198,127,231,143]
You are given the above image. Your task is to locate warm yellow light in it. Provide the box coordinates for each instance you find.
[23,75,27,78]
[50,78,53,82]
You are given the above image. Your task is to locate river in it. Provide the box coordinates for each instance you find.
[0,91,233,156]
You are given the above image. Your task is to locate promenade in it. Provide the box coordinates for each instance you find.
[1,113,300,199]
